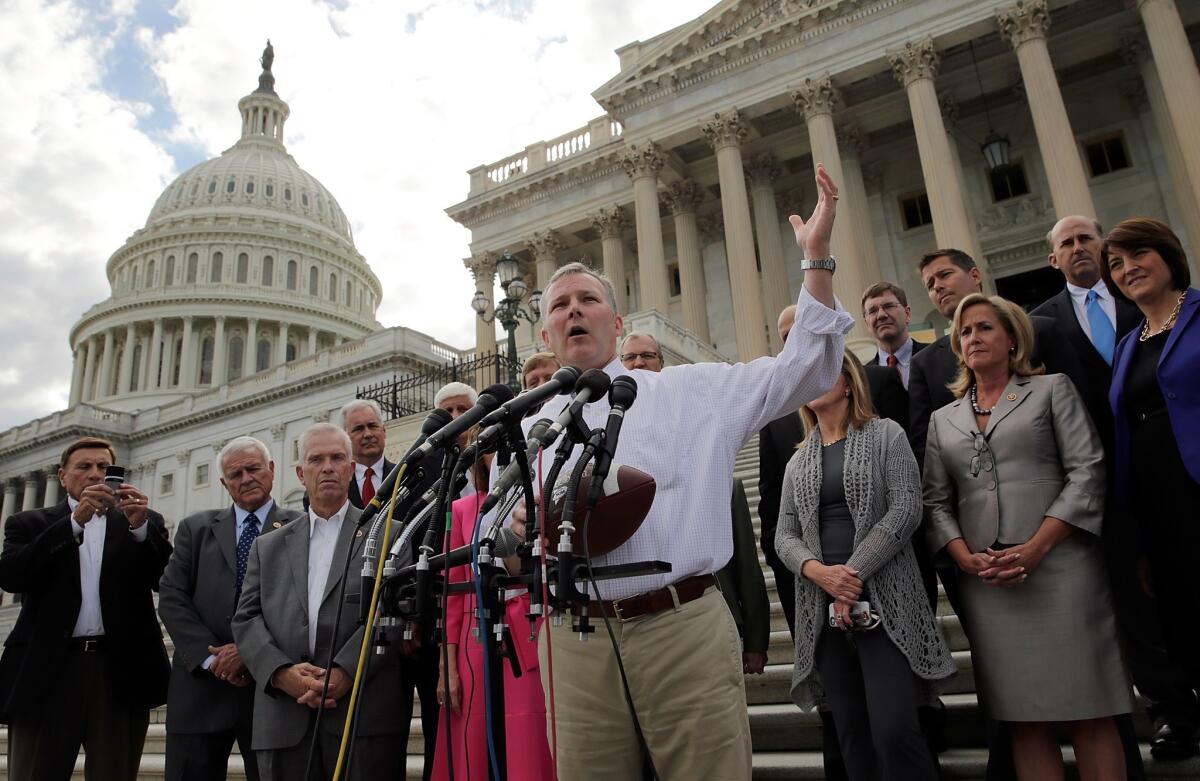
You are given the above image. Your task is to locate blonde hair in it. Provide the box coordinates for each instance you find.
[948,293,1043,398]
[799,349,876,445]
[521,352,560,388]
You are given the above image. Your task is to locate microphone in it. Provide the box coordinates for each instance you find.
[360,408,453,522]
[589,376,637,502]
[529,368,611,448]
[403,383,515,466]
[459,416,551,463]
[477,366,581,428]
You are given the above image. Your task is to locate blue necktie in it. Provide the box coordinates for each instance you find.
[236,513,260,592]
[1086,290,1116,366]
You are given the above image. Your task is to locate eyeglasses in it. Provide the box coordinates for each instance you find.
[620,352,660,363]
[970,431,995,478]
[864,301,904,318]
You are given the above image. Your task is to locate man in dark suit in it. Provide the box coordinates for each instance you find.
[861,281,929,396]
[232,423,406,780]
[1033,215,1198,760]
[0,436,171,781]
[159,436,303,781]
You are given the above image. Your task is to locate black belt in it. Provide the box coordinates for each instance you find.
[68,636,105,652]
[1132,407,1168,424]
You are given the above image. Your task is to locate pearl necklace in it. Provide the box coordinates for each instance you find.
[1139,290,1188,342]
[970,384,997,416]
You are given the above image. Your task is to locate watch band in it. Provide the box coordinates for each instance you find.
[800,256,836,272]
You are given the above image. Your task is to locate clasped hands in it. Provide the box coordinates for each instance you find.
[271,662,351,709]
[950,538,1051,588]
[802,560,862,631]
[207,643,251,687]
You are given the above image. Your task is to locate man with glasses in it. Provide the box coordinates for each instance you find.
[618,332,664,372]
[861,282,926,391]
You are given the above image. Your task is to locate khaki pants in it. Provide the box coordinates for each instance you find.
[538,587,752,780]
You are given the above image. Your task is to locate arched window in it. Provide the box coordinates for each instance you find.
[329,273,337,302]
[225,178,236,194]
[228,336,244,382]
[145,259,156,287]
[131,264,140,291]
[286,342,296,362]
[210,252,223,283]
[236,253,249,284]
[186,253,198,284]
[256,339,271,372]
[309,266,319,296]
[198,337,214,385]
[344,280,351,306]
[261,255,274,287]
[286,260,298,290]
[130,343,142,392]
[165,255,175,286]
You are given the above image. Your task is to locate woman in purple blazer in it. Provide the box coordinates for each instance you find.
[1103,217,1200,703]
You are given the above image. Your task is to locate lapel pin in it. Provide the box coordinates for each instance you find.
[355,528,364,538]
[272,521,283,529]
[1007,393,1017,401]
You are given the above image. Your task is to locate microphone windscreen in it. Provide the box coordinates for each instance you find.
[550,365,582,392]
[420,407,453,434]
[576,368,611,398]
[480,383,516,405]
[609,375,637,407]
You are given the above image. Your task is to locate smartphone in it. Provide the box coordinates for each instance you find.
[104,465,126,499]
[828,601,871,627]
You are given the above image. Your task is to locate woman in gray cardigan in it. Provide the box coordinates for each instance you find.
[777,350,955,781]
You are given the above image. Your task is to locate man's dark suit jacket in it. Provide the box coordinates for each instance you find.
[865,339,928,435]
[1030,288,1141,454]
[348,459,397,510]
[158,502,302,735]
[0,502,172,722]
[908,314,1087,468]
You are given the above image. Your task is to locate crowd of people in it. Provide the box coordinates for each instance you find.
[0,160,1196,781]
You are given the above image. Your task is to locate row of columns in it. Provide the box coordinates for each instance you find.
[0,469,62,522]
[69,317,348,405]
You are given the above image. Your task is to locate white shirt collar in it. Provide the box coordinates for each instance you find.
[234,499,273,528]
[876,336,914,365]
[355,458,385,481]
[1066,278,1108,304]
[308,499,350,537]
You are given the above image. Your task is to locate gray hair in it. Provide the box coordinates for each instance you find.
[542,262,619,318]
[620,331,660,353]
[434,382,477,408]
[339,398,383,428]
[297,423,352,464]
[217,436,272,474]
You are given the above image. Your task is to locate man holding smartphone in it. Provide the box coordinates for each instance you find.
[0,436,172,781]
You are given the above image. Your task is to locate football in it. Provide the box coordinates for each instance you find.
[542,463,656,556]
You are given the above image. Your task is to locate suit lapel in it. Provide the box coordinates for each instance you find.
[1160,290,1198,364]
[321,506,362,607]
[1052,289,1095,359]
[213,506,237,574]
[912,339,929,356]
[943,398,978,438]
[284,518,311,621]
[985,376,1033,434]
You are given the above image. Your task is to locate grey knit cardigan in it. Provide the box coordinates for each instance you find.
[775,417,957,710]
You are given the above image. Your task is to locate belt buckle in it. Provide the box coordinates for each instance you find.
[83,639,99,652]
[611,598,630,623]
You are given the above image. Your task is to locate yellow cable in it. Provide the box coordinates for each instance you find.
[332,461,407,781]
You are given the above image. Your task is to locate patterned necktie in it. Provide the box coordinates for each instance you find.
[236,513,260,593]
[361,467,375,505]
[1086,290,1116,366]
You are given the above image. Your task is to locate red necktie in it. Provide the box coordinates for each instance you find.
[361,467,375,505]
[887,353,900,380]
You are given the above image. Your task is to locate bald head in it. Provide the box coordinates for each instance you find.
[777,305,797,344]
[1047,215,1104,288]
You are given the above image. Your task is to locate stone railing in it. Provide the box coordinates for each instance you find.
[469,116,625,197]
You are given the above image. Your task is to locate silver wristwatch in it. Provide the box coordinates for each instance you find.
[800,256,837,273]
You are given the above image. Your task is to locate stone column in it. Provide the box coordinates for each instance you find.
[42,467,60,506]
[662,181,710,342]
[118,322,137,395]
[68,344,86,407]
[529,230,563,293]
[276,321,289,366]
[97,329,116,399]
[837,125,884,284]
[702,110,769,360]
[466,253,499,357]
[745,155,789,353]
[163,323,178,387]
[212,316,228,386]
[147,319,164,391]
[621,143,670,314]
[1133,0,1200,244]
[997,0,1095,218]
[307,327,318,356]
[244,318,259,376]
[21,473,39,512]
[888,39,985,264]
[1,479,17,525]
[138,331,151,391]
[80,336,98,402]
[591,207,628,312]
[1123,34,1200,273]
[178,316,195,388]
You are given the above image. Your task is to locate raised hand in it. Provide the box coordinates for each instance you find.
[788,164,839,260]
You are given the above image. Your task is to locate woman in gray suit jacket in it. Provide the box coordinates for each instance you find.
[777,350,955,781]
[923,293,1131,780]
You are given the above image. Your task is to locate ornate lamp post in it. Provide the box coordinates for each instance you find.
[472,251,541,387]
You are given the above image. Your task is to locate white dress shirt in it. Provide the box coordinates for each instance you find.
[489,287,853,599]
[307,500,349,656]
[67,495,148,637]
[1067,280,1117,342]
[354,459,384,500]
[875,336,916,389]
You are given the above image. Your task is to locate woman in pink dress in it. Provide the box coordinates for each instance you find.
[431,453,556,780]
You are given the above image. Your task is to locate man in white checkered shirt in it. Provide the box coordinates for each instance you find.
[515,166,852,779]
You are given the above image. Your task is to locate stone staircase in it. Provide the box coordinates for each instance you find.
[1,437,1197,778]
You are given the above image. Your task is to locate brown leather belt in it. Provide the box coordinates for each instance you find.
[585,574,716,622]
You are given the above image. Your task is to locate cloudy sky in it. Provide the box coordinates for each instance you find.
[0,0,716,430]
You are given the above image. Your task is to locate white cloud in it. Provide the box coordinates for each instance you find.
[0,0,714,431]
